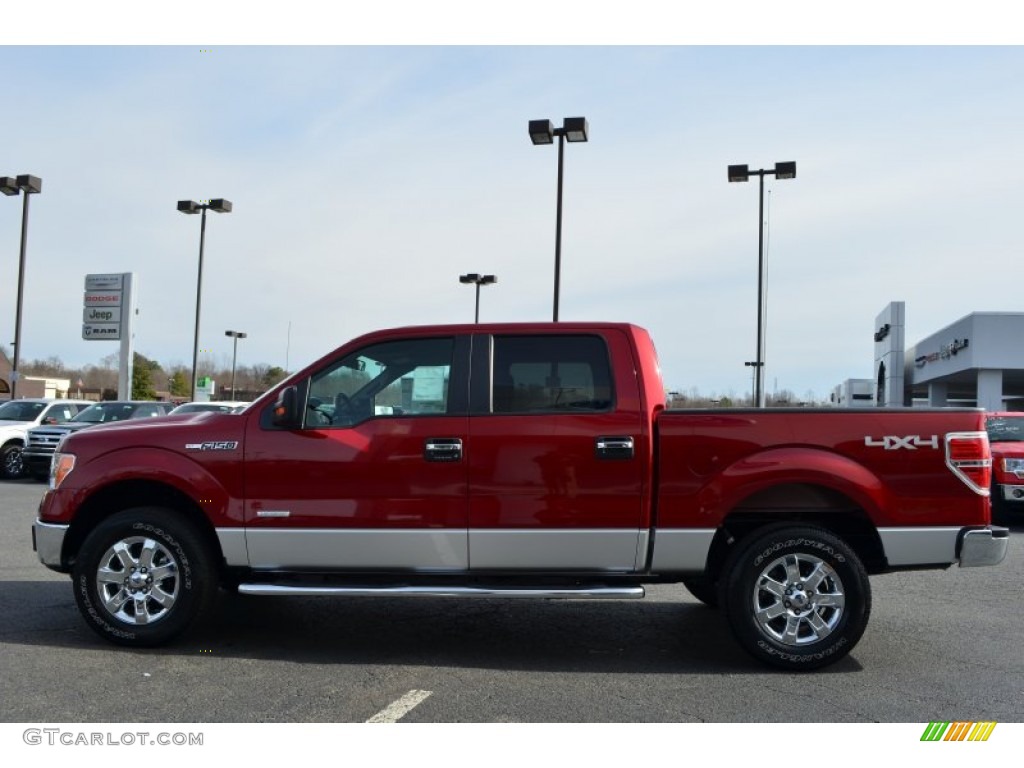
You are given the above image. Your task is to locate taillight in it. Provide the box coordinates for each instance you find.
[945,432,991,495]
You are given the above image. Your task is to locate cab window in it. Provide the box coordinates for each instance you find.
[491,335,613,413]
[307,337,454,428]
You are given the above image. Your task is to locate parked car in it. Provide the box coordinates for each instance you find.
[986,411,1024,522]
[169,401,250,415]
[0,398,90,479]
[22,400,174,480]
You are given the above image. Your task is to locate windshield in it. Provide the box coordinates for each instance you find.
[986,416,1024,442]
[72,403,140,424]
[0,401,45,421]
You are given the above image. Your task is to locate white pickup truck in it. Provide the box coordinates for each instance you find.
[0,398,89,479]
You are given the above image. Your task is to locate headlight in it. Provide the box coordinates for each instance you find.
[49,452,76,490]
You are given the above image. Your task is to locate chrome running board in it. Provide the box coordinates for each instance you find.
[238,584,646,599]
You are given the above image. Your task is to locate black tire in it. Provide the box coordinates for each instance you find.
[681,575,719,608]
[0,442,24,479]
[72,508,217,647]
[720,525,871,671]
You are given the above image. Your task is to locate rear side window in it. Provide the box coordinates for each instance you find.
[491,335,613,413]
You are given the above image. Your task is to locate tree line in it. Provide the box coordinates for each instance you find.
[2,346,288,401]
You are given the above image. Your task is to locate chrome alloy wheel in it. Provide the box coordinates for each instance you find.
[95,536,180,625]
[752,552,846,646]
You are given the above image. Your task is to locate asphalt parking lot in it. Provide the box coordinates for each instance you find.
[2,477,1023,723]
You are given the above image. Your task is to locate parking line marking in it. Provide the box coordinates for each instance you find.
[366,689,433,723]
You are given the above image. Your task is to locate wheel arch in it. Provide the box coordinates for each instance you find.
[63,479,225,574]
[700,482,887,585]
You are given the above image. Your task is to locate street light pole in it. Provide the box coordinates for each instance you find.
[744,361,762,406]
[178,198,232,401]
[1,174,42,401]
[529,117,588,322]
[728,162,796,408]
[459,273,497,323]
[225,330,247,398]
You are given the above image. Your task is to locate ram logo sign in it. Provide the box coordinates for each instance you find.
[864,435,939,451]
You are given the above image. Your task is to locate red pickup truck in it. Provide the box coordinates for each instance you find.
[986,412,1024,521]
[32,323,1008,670]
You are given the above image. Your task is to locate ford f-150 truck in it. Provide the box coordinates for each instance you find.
[0,398,89,479]
[985,411,1024,521]
[32,323,1008,670]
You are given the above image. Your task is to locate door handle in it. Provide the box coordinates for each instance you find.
[595,436,635,460]
[424,438,463,462]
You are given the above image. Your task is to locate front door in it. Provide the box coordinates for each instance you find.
[243,335,470,571]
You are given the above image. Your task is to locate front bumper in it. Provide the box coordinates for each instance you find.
[32,520,69,572]
[21,449,54,474]
[959,526,1010,567]
[998,484,1024,503]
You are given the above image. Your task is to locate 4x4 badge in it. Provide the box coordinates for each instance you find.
[864,435,939,450]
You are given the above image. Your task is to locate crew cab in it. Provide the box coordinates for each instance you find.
[0,398,89,479]
[31,323,1008,670]
[985,411,1024,520]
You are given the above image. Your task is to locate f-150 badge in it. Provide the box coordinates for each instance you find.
[185,441,239,451]
[864,435,939,450]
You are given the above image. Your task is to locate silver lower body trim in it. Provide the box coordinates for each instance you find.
[33,520,68,568]
[878,526,970,566]
[468,529,641,571]
[245,529,468,570]
[216,528,248,566]
[649,528,716,572]
[239,584,646,599]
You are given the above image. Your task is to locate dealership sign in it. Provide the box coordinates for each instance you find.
[82,274,132,341]
[915,338,970,368]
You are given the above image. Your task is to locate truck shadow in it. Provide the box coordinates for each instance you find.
[1,580,864,674]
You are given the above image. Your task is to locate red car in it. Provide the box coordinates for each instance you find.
[986,411,1024,520]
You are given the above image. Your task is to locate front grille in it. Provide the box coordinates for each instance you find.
[27,431,69,452]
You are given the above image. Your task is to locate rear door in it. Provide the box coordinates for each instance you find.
[466,330,647,571]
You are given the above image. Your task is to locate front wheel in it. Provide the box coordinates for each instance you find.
[1,442,24,479]
[72,509,217,646]
[720,525,871,671]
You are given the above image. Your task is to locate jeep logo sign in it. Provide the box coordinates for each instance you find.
[84,307,116,322]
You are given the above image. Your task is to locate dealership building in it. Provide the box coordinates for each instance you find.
[834,302,1024,411]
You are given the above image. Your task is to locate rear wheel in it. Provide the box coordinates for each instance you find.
[720,525,871,671]
[72,509,217,646]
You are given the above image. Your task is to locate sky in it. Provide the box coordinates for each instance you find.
[2,4,1023,403]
